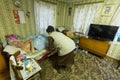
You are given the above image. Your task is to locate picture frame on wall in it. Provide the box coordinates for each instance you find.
[101,4,117,17]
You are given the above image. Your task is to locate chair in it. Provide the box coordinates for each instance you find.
[9,50,42,80]
[9,50,23,80]
[116,60,120,69]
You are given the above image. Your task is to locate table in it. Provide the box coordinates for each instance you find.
[3,45,44,80]
[20,58,41,80]
[10,55,42,80]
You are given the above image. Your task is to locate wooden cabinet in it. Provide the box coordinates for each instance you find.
[0,44,7,73]
[78,37,110,57]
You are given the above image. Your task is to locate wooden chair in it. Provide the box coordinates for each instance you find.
[0,43,10,80]
[116,60,120,69]
[0,44,8,73]
[9,50,42,80]
[9,50,23,80]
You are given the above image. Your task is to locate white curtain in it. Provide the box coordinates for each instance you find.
[107,6,120,59]
[34,0,56,34]
[110,6,120,42]
[110,6,120,26]
[73,3,103,35]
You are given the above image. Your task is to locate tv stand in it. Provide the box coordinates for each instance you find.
[78,37,110,57]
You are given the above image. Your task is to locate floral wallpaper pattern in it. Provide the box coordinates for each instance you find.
[0,0,36,43]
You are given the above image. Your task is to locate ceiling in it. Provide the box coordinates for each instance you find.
[57,0,86,3]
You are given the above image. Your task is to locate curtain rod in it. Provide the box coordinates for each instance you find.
[74,1,104,6]
[40,0,57,5]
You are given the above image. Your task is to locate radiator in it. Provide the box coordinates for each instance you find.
[107,42,120,60]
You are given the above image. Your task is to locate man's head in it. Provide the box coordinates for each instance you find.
[46,25,54,33]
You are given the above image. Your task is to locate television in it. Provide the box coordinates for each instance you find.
[88,24,119,41]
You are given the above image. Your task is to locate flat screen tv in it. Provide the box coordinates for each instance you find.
[88,24,119,41]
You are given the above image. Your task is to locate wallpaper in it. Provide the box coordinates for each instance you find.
[0,0,106,42]
[57,0,105,31]
[0,0,36,43]
[0,0,119,60]
[0,0,70,43]
[73,0,104,5]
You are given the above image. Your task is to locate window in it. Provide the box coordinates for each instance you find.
[73,3,103,35]
[34,1,56,34]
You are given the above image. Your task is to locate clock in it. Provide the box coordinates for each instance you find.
[15,1,21,7]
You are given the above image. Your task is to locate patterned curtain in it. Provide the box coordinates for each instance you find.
[110,5,120,41]
[73,3,103,35]
[107,6,120,60]
[34,0,56,34]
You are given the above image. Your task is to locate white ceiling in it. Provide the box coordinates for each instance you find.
[57,0,85,3]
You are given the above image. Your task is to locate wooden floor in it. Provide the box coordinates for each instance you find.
[0,70,10,80]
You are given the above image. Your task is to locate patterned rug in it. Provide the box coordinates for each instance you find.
[39,50,120,80]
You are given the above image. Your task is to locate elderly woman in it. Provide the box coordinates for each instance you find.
[46,25,76,73]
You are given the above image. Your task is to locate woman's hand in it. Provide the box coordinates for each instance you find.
[47,48,60,57]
